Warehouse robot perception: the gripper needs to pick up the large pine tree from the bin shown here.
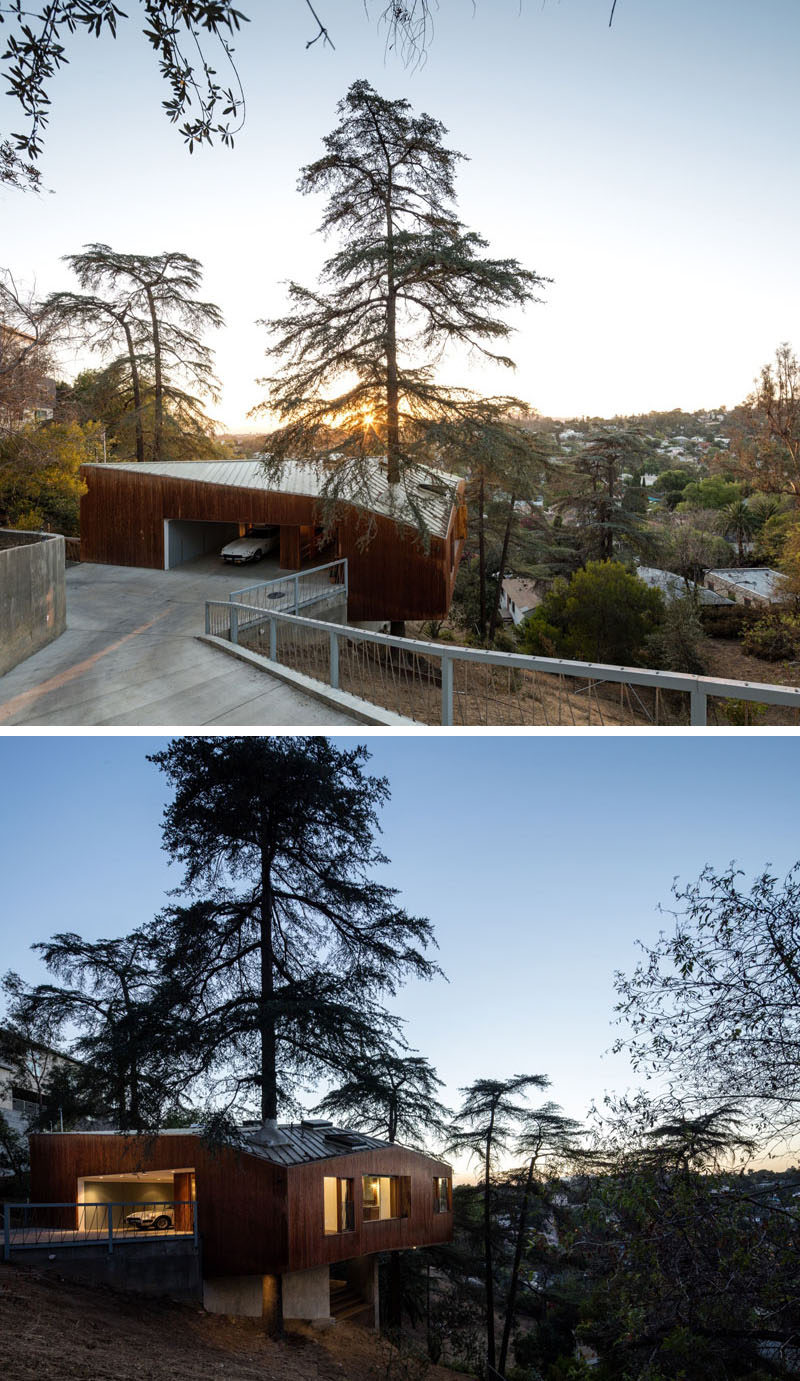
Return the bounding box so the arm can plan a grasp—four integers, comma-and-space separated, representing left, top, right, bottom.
258, 81, 547, 544
148, 736, 441, 1140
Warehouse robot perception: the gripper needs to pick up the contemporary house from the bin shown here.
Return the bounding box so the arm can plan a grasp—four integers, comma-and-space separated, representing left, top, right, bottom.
704, 568, 786, 607
28, 1120, 453, 1325
79, 459, 467, 624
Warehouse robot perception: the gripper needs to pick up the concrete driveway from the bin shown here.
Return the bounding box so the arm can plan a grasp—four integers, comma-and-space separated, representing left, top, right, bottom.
0, 556, 361, 727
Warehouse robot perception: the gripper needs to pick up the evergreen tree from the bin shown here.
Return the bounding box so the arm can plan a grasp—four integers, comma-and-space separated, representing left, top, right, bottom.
148, 736, 441, 1137
314, 1047, 449, 1148
46, 246, 223, 463
552, 428, 656, 564
258, 79, 547, 626
448, 1075, 549, 1372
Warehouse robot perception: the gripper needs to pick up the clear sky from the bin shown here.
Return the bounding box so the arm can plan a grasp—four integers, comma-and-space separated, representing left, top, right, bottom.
2, 732, 799, 1166
2, 1, 800, 430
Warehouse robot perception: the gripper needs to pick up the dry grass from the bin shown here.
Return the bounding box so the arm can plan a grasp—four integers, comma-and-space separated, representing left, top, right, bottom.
0, 1262, 458, 1381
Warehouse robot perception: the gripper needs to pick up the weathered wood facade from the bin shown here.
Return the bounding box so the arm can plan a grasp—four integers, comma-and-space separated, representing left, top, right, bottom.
29, 1131, 453, 1279
79, 463, 467, 624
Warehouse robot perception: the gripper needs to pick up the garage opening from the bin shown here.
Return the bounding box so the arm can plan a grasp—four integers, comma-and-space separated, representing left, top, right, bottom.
77, 1167, 196, 1236
163, 519, 240, 569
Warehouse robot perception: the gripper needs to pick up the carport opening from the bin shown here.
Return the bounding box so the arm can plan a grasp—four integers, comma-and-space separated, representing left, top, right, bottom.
77, 1168, 196, 1234
163, 519, 241, 570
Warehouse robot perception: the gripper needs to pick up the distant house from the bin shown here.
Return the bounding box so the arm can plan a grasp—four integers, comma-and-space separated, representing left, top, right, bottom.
79, 458, 467, 625
704, 568, 786, 608
499, 576, 542, 625
635, 567, 733, 605
0, 1028, 78, 1138
0, 324, 56, 429
29, 1121, 453, 1325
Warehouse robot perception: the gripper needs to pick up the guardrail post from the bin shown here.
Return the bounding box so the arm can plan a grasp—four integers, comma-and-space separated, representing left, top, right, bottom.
3, 1202, 10, 1261
441, 652, 453, 726
107, 1203, 114, 1255
269, 616, 277, 661
690, 683, 707, 726
204, 602, 211, 635
230, 605, 239, 646
344, 559, 349, 607
329, 629, 340, 689
293, 574, 300, 613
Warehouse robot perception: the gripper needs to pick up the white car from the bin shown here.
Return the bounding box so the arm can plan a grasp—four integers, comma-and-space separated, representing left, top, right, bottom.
221, 526, 279, 564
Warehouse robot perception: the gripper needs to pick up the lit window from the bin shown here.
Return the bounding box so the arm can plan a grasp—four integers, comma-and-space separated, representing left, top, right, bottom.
362, 1174, 410, 1221
433, 1177, 451, 1213
324, 1177, 354, 1233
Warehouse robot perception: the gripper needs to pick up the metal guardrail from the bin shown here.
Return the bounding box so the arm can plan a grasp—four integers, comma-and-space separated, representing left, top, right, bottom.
228, 558, 348, 615
3, 1200, 198, 1259
202, 598, 800, 727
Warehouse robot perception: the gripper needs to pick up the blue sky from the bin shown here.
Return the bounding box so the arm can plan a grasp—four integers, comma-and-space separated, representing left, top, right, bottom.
1, 733, 799, 1159
3, 1, 800, 427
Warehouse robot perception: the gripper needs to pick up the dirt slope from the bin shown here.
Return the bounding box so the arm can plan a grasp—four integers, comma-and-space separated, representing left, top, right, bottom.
0, 1262, 449, 1381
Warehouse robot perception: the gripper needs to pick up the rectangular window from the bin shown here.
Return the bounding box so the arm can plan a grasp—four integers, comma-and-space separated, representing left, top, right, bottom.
433, 1176, 451, 1214
362, 1174, 411, 1222
323, 1177, 354, 1234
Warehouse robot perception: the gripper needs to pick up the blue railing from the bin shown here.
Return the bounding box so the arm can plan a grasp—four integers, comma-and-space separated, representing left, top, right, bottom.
3, 1200, 198, 1258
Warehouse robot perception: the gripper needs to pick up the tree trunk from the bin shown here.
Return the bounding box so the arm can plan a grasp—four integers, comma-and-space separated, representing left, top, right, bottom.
120, 316, 145, 464
145, 285, 163, 464
384, 195, 401, 487
477, 470, 487, 644
484, 1109, 496, 1371
487, 493, 515, 644
498, 1158, 536, 1376
259, 840, 278, 1123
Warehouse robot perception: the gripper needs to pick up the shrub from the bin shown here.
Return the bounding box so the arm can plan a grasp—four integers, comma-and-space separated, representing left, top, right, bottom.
644, 596, 708, 674
741, 610, 800, 662
518, 561, 664, 666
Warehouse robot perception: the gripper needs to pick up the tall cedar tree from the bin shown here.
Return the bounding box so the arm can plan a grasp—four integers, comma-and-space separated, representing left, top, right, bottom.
497, 1101, 582, 1376
314, 1046, 449, 1332
552, 428, 655, 565
3, 930, 170, 1129
314, 1048, 449, 1148
447, 1075, 549, 1372
258, 81, 548, 568
46, 246, 223, 463
148, 737, 440, 1133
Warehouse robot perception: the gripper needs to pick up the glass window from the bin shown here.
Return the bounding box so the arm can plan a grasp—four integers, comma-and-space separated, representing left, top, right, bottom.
433, 1176, 451, 1213
324, 1177, 354, 1233
362, 1174, 410, 1222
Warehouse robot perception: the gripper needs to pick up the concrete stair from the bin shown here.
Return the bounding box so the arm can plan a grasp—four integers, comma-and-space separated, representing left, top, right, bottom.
329, 1278, 373, 1324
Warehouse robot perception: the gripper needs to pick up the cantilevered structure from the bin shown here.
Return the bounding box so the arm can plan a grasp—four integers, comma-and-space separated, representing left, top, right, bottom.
79, 458, 467, 624
29, 1121, 453, 1324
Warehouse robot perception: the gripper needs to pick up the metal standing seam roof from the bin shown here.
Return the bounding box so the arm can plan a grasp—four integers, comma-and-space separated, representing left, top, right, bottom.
41, 1121, 448, 1168
82, 458, 459, 540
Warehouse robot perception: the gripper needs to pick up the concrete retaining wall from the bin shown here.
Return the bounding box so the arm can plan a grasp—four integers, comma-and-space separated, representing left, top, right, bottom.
0, 530, 66, 675
11, 1237, 202, 1301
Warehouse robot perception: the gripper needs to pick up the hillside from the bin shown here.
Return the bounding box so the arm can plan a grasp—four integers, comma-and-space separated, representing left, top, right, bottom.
0, 1261, 450, 1381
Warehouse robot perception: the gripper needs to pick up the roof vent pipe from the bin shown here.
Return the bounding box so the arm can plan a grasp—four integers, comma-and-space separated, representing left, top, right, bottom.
248, 1117, 289, 1147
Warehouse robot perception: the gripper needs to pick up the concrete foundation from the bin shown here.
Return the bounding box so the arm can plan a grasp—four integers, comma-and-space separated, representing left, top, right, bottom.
203, 1273, 280, 1324
0, 530, 66, 675
282, 1264, 331, 1323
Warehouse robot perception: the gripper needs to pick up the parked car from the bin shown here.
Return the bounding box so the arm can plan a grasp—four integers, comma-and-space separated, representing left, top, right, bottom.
125, 1209, 173, 1230
221, 526, 279, 564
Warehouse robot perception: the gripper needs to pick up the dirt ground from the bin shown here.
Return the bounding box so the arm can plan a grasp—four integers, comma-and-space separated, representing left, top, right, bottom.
0, 1261, 454, 1381
702, 638, 800, 725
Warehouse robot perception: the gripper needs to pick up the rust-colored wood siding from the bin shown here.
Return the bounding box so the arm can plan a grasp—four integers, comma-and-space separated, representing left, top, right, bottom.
29, 1135, 453, 1278
286, 1145, 453, 1272
79, 467, 466, 622
29, 1133, 287, 1277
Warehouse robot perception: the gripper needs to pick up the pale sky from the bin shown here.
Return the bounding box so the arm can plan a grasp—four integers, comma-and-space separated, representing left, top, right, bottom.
2, 0, 799, 430
2, 734, 800, 1164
